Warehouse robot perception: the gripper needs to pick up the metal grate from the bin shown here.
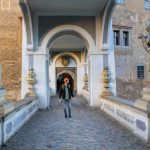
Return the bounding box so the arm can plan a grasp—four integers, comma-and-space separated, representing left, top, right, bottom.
137, 66, 144, 79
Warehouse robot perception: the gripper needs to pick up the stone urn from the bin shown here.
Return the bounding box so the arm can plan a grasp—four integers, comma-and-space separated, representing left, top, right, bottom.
100, 67, 112, 97
25, 68, 37, 98
83, 74, 88, 91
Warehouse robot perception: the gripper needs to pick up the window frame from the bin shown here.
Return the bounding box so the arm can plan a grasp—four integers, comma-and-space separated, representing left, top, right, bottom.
113, 27, 131, 48
122, 31, 130, 47
114, 30, 120, 46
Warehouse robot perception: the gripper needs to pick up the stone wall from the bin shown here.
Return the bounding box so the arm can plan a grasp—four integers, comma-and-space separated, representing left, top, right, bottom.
0, 0, 22, 93
112, 0, 150, 99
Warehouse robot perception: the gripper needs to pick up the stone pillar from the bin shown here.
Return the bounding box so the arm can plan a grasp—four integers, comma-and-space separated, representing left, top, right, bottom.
49, 61, 56, 95
89, 54, 104, 107
34, 53, 50, 109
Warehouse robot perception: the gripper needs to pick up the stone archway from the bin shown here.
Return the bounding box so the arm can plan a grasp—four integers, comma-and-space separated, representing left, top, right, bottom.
20, 0, 117, 109
39, 25, 96, 55
57, 69, 77, 94
49, 52, 79, 96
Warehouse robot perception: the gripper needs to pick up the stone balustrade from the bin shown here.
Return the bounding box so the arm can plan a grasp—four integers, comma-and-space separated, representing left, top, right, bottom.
0, 97, 38, 146
101, 96, 150, 143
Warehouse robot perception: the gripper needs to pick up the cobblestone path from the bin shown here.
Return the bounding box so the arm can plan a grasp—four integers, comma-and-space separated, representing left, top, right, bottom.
1, 96, 150, 150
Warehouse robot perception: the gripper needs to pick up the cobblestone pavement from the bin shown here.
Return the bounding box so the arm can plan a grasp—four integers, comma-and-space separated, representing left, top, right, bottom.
1, 96, 150, 150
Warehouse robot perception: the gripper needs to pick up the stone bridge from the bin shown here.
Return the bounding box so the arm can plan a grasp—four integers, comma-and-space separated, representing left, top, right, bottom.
1, 96, 150, 150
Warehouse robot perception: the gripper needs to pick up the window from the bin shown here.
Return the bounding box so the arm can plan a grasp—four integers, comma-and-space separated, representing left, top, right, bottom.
117, 0, 125, 4
123, 31, 129, 46
113, 27, 131, 48
137, 65, 145, 79
145, 0, 150, 9
114, 30, 120, 46
1, 0, 10, 10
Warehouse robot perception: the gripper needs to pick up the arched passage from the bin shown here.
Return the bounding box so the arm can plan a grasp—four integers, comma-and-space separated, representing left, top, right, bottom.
20, 0, 117, 109
32, 16, 117, 108
39, 26, 94, 98
49, 52, 78, 96
39, 25, 96, 55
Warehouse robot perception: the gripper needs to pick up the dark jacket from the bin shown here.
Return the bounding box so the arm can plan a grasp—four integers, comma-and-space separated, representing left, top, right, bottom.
59, 84, 73, 100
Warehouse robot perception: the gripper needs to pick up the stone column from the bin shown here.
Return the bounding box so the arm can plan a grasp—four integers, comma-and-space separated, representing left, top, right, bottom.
89, 53, 104, 107
33, 53, 50, 109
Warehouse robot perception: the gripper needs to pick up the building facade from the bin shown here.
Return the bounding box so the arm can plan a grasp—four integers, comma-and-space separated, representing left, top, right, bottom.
0, 0, 22, 100
113, 0, 150, 99
0, 0, 149, 102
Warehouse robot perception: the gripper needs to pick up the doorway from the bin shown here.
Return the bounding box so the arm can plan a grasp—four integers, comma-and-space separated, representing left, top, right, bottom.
57, 73, 74, 94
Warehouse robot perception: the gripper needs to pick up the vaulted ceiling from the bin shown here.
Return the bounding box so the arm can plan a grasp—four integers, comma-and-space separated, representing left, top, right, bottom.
50, 35, 86, 51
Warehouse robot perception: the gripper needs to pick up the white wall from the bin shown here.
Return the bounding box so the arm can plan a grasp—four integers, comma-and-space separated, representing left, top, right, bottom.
89, 54, 104, 106
108, 21, 117, 96
49, 61, 56, 95
34, 53, 50, 109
